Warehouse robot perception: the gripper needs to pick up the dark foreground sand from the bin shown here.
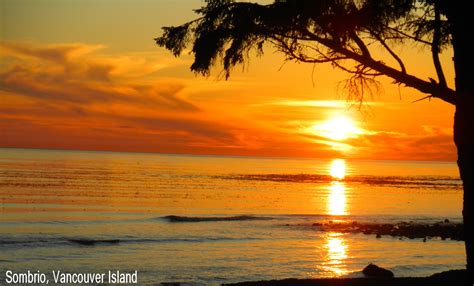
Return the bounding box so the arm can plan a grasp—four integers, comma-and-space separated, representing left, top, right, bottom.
223, 270, 467, 286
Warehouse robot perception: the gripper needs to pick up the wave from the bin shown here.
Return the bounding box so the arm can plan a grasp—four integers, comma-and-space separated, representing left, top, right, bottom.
68, 239, 120, 246
160, 215, 273, 223
0, 236, 258, 248
220, 174, 462, 189
0, 238, 121, 247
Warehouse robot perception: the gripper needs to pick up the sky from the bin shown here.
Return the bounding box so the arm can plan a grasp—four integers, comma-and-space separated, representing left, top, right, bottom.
0, 0, 457, 161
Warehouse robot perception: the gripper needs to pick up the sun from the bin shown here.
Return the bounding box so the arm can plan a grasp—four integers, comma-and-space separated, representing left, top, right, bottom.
313, 116, 362, 141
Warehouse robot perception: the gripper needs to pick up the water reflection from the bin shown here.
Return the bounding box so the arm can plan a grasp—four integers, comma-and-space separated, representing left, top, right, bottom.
327, 159, 348, 215
330, 159, 346, 180
328, 182, 346, 215
323, 232, 349, 276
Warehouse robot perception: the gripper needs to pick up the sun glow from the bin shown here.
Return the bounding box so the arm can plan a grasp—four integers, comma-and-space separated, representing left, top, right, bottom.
313, 116, 362, 141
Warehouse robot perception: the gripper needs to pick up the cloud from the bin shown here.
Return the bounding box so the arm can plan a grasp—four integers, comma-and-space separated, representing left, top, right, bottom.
0, 41, 199, 112
252, 99, 377, 109
1, 41, 101, 64
0, 101, 242, 154
251, 100, 345, 108
1, 41, 113, 81
0, 41, 246, 152
351, 127, 456, 161
0, 68, 197, 110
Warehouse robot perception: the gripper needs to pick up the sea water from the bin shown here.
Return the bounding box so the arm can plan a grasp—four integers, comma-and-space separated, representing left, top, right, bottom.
0, 148, 465, 285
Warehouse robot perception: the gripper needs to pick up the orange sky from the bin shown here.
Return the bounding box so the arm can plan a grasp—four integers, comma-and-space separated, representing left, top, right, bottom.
0, 0, 457, 161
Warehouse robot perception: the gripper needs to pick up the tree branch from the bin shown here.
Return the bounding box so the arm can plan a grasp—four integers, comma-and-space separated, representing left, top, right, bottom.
432, 2, 447, 88
350, 31, 372, 57
273, 37, 348, 64
302, 29, 457, 105
383, 25, 432, 45
371, 30, 407, 74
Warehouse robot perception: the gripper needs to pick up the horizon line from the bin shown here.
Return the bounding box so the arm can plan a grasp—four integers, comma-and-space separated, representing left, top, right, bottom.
0, 146, 457, 164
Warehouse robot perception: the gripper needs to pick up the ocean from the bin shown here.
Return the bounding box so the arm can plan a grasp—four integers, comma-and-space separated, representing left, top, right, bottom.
0, 148, 465, 285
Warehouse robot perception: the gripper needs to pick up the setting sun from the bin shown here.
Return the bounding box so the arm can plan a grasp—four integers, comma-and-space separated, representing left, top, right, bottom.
313, 116, 363, 141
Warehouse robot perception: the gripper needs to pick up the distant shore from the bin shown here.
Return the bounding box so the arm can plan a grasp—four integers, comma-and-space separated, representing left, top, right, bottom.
223, 269, 467, 286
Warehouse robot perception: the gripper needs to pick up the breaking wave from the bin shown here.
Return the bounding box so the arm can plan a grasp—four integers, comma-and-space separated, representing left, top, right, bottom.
160, 215, 273, 223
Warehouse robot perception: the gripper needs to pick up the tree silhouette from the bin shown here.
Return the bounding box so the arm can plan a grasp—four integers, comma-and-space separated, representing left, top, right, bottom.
156, 0, 474, 283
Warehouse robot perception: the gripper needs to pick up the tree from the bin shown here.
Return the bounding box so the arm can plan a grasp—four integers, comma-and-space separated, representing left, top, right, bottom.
156, 0, 474, 283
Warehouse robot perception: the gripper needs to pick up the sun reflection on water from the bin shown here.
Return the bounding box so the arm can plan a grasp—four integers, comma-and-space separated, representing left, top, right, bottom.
330, 159, 346, 180
327, 159, 348, 216
323, 232, 349, 276
328, 182, 347, 216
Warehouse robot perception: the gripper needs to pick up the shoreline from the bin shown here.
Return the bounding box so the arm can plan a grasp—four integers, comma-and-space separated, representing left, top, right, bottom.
223, 269, 467, 286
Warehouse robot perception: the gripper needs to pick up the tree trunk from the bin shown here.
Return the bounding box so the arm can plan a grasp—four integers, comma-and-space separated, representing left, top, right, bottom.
451, 7, 474, 285
455, 102, 474, 285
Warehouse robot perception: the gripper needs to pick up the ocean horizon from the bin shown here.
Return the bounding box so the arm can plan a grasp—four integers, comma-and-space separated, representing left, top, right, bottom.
0, 147, 458, 163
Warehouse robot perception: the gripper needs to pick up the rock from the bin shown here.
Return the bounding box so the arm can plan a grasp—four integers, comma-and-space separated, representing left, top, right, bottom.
305, 220, 464, 241
430, 269, 467, 280
362, 264, 394, 278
